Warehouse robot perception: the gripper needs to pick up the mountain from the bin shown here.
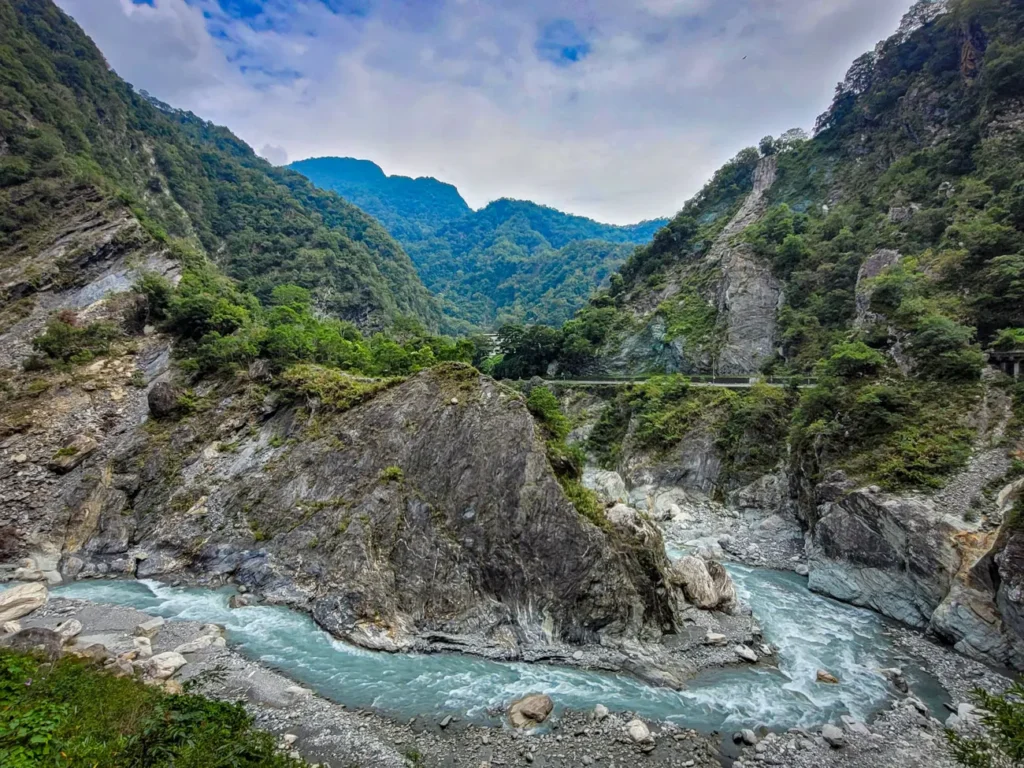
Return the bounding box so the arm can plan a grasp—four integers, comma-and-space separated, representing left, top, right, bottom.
0, 1, 439, 330
288, 157, 669, 329
287, 157, 472, 243
493, 0, 1024, 669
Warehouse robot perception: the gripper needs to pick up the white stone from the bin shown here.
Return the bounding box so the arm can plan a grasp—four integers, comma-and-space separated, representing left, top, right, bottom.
141, 652, 187, 680
133, 636, 153, 658
55, 619, 83, 641
283, 734, 298, 745
821, 724, 845, 748
174, 634, 216, 654
134, 617, 165, 638
704, 632, 727, 646
626, 719, 653, 744
734, 645, 757, 663
594, 704, 609, 721
0, 583, 47, 624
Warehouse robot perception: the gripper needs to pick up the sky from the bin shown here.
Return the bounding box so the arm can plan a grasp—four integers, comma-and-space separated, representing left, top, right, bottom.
55, 0, 915, 224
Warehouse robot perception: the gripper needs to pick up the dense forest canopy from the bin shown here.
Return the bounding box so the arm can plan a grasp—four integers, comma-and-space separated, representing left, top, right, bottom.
0, 0, 439, 330
289, 157, 669, 330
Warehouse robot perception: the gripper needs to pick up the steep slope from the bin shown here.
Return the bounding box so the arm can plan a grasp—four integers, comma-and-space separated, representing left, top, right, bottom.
0, 0, 439, 330
521, 0, 1024, 670
289, 158, 669, 329
287, 157, 472, 243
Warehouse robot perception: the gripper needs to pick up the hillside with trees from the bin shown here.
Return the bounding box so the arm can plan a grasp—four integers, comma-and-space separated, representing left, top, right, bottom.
289, 158, 668, 330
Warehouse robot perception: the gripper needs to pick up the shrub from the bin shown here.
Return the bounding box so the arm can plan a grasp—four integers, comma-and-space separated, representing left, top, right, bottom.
947, 681, 1024, 767
133, 271, 174, 321
30, 317, 119, 365
527, 386, 570, 441
380, 465, 404, 483
817, 342, 888, 381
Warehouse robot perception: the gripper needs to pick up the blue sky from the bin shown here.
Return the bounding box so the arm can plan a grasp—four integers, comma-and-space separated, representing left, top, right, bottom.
58, 0, 916, 223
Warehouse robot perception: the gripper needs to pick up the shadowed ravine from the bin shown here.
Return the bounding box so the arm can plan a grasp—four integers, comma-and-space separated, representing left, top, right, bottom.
46, 559, 948, 733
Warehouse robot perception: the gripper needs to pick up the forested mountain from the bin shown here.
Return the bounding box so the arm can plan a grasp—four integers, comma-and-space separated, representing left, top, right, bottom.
287, 157, 472, 243
0, 0, 439, 330
289, 157, 669, 329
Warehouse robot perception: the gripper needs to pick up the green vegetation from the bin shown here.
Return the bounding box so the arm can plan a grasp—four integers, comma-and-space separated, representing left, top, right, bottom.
947, 681, 1024, 767
289, 157, 666, 330
26, 314, 119, 368
1, 0, 437, 330
379, 465, 404, 483
0, 649, 307, 767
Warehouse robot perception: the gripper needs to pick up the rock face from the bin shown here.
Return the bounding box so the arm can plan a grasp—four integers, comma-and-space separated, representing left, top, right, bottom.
854, 249, 901, 328
508, 694, 554, 728
806, 484, 961, 628
32, 366, 711, 671
0, 583, 48, 624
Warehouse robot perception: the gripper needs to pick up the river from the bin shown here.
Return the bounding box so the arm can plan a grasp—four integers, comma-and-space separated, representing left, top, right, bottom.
48, 561, 947, 733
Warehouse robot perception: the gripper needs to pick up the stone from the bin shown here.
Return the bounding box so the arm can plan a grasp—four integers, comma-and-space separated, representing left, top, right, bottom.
148, 381, 178, 418
626, 718, 653, 745
668, 556, 719, 609
705, 559, 737, 612
734, 645, 757, 662
286, 685, 313, 698
0, 583, 47, 624
174, 634, 216, 654
141, 651, 187, 680
795, 564, 809, 577
283, 734, 298, 745
508, 694, 554, 728
134, 617, 165, 638
111, 659, 135, 678
133, 636, 153, 658
47, 435, 99, 474
2, 620, 21, 634
229, 594, 254, 609
439, 715, 453, 728
840, 715, 870, 736
821, 724, 845, 748
73, 643, 111, 663
572, 650, 583, 660
0, 627, 63, 660
704, 632, 727, 646
741, 729, 757, 745
594, 704, 609, 721
55, 619, 83, 641
816, 669, 839, 684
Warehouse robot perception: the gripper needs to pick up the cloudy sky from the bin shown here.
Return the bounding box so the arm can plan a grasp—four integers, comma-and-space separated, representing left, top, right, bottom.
55, 0, 914, 224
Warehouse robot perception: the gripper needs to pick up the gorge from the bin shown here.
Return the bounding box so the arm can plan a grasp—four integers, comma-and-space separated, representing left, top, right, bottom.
2, 0, 1024, 766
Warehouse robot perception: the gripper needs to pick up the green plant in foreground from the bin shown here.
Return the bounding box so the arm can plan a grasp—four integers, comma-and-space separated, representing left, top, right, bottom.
948, 682, 1024, 767
0, 649, 307, 767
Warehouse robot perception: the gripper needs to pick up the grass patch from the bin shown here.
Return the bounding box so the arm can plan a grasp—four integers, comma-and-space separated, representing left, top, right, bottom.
280, 364, 396, 412
0, 649, 307, 767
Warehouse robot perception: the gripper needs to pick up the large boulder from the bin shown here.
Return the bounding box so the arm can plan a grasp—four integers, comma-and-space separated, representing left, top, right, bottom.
508, 694, 554, 728
141, 651, 187, 680
0, 627, 63, 660
705, 560, 737, 613
147, 382, 178, 418
668, 556, 718, 610
0, 583, 47, 624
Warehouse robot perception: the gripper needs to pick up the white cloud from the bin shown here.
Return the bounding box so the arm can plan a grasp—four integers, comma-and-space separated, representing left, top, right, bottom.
55, 0, 914, 224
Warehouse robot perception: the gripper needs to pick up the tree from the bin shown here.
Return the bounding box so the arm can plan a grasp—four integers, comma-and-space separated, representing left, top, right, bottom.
759, 135, 778, 156
947, 681, 1024, 767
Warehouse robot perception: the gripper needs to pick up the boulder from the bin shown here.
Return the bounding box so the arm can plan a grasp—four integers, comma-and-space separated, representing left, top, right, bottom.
134, 617, 165, 638
704, 632, 727, 646
148, 382, 178, 418
229, 594, 254, 609
840, 715, 870, 736
669, 556, 718, 609
47, 435, 98, 474
705, 559, 737, 612
740, 729, 757, 746
0, 583, 47, 624
174, 634, 216, 654
626, 718, 653, 745
816, 669, 839, 684
734, 645, 757, 663
594, 704, 609, 721
133, 636, 153, 658
0, 627, 63, 660
508, 693, 554, 728
55, 619, 83, 642
73, 644, 111, 663
2, 620, 22, 635
821, 723, 845, 748
141, 651, 187, 680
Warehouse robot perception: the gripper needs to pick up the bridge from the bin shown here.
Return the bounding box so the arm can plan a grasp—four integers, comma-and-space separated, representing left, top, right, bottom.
538, 375, 817, 389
